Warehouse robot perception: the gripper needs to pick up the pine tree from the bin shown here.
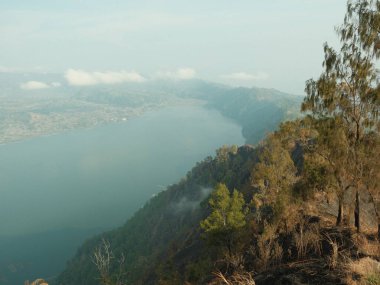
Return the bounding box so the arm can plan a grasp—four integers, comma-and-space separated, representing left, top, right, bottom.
200, 183, 246, 255
302, 0, 380, 231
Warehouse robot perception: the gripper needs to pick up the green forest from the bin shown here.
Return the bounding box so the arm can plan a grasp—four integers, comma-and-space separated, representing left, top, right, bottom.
55, 1, 379, 284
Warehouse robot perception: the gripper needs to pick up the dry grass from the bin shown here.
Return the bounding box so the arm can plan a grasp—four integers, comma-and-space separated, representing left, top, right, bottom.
345, 257, 380, 285
212, 271, 255, 285
294, 222, 322, 259
272, 240, 284, 265
352, 234, 380, 257
223, 252, 245, 271
323, 233, 340, 269
349, 257, 380, 277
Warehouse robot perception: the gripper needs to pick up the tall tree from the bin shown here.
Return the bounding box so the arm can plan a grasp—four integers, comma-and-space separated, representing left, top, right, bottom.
251, 134, 297, 222
200, 183, 246, 255
302, 0, 380, 231
301, 116, 352, 226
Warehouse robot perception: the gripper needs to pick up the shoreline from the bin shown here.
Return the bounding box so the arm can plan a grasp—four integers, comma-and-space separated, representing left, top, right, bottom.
0, 98, 205, 146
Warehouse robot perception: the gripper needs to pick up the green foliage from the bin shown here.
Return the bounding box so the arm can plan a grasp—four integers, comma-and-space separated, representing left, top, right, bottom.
216, 145, 238, 163
200, 183, 246, 233
366, 274, 380, 285
295, 154, 332, 200
251, 134, 297, 221
200, 183, 247, 258
302, 0, 380, 228
253, 136, 296, 194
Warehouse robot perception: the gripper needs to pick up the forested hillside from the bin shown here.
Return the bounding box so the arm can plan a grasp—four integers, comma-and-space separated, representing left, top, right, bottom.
55, 1, 379, 284
0, 68, 301, 285
149, 80, 302, 144
55, 145, 258, 285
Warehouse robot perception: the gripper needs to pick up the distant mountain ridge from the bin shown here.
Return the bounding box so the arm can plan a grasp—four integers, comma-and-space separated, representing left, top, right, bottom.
146, 79, 302, 144
0, 74, 301, 144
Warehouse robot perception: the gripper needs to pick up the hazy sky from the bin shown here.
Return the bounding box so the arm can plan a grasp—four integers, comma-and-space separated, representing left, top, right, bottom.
0, 0, 348, 94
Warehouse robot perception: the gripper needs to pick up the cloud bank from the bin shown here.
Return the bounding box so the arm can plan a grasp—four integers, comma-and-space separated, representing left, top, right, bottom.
156, 68, 196, 80
222, 71, 269, 81
20, 81, 57, 90
65, 69, 146, 86
171, 187, 212, 213
21, 81, 49, 90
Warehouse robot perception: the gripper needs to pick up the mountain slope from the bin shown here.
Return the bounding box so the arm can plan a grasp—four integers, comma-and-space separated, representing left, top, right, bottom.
145, 80, 302, 144
53, 83, 303, 285
55, 146, 258, 285
205, 86, 301, 144
54, 142, 380, 285
0, 77, 302, 284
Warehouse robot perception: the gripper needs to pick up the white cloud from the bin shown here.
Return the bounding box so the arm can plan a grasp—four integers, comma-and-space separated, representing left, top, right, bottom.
156, 68, 196, 80
51, 82, 61, 87
222, 72, 269, 81
65, 69, 146, 86
65, 69, 97, 86
20, 81, 50, 90
20, 81, 62, 90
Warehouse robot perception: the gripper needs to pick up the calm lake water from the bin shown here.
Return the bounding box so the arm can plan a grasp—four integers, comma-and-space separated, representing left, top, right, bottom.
0, 105, 244, 237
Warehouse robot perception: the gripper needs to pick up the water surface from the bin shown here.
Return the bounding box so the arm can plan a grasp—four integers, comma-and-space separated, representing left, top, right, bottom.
0, 105, 244, 236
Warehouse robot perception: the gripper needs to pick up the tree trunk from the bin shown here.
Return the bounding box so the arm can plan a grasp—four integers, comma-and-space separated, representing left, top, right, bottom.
337, 200, 344, 226
344, 204, 352, 226
365, 188, 379, 242
354, 190, 360, 233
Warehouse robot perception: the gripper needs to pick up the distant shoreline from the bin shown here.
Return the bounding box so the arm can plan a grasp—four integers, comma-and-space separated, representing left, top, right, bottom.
0, 98, 204, 146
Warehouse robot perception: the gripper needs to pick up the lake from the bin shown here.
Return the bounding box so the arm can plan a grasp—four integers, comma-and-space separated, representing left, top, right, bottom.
0, 104, 245, 283
0, 104, 244, 237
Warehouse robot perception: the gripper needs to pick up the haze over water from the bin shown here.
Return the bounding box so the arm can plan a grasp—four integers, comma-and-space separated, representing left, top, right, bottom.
0, 105, 244, 237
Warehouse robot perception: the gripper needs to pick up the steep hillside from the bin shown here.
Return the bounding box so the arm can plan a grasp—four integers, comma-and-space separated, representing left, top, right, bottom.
55, 145, 258, 285
205, 86, 301, 144
146, 80, 302, 144
55, 129, 379, 285
51, 85, 309, 285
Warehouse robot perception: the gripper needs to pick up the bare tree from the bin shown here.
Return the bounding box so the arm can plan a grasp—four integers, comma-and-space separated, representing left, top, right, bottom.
91, 238, 127, 285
